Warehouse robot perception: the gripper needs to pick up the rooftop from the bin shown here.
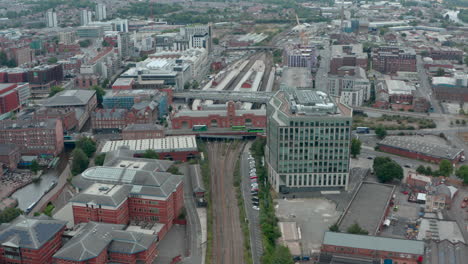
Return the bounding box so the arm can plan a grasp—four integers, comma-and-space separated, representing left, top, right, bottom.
378, 136, 464, 160
53, 222, 156, 261
0, 215, 66, 249
45, 90, 96, 107
339, 182, 394, 235
385, 79, 415, 95
112, 78, 134, 87
173, 108, 265, 118
100, 136, 198, 153
71, 183, 131, 207
417, 219, 465, 243
425, 240, 468, 264
0, 119, 58, 130
331, 44, 366, 58
323, 231, 424, 255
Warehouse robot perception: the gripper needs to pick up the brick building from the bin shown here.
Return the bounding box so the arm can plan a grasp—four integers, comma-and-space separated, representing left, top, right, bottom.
33, 107, 79, 132
372, 46, 417, 74
0, 83, 19, 114
74, 74, 99, 89
171, 101, 266, 129
378, 136, 465, 164
28, 64, 64, 98
53, 222, 158, 264
329, 44, 367, 74
0, 143, 21, 169
45, 90, 97, 130
429, 48, 463, 61
320, 232, 424, 264
0, 119, 64, 156
92, 101, 159, 131
71, 148, 184, 240
0, 215, 66, 264
122, 123, 165, 140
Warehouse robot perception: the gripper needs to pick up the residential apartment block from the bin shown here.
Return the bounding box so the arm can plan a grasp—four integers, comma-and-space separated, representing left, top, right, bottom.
266, 88, 353, 193
328, 66, 370, 107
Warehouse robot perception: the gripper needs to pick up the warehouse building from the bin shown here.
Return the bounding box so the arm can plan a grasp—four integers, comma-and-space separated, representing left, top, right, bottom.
320, 232, 424, 264
377, 136, 464, 164
100, 135, 198, 162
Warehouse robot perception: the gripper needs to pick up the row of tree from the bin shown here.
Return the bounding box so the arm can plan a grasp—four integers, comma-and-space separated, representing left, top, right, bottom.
71, 137, 97, 175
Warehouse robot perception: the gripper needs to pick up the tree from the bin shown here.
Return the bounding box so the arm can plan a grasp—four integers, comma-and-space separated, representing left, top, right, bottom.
184, 82, 190, 90
47, 57, 58, 64
79, 39, 91, 48
373, 157, 403, 183
212, 38, 219, 45
76, 137, 97, 158
347, 222, 369, 235
456, 165, 468, 184
421, 50, 429, 57
49, 86, 64, 97
0, 207, 22, 224
329, 223, 340, 232
71, 148, 89, 176
101, 78, 109, 89
270, 245, 294, 264
102, 40, 110, 47
191, 80, 199, 89
439, 159, 453, 177
436, 68, 445, 77
142, 149, 159, 159
416, 165, 426, 175
30, 160, 40, 174
375, 126, 387, 139
94, 153, 106, 166
91, 85, 105, 105
350, 138, 361, 158
401, 33, 407, 37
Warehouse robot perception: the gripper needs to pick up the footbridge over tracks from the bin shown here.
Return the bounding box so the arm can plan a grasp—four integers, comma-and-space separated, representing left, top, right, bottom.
173, 90, 274, 103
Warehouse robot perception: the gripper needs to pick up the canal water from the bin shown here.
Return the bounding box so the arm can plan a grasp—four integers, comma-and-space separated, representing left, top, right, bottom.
11, 150, 71, 211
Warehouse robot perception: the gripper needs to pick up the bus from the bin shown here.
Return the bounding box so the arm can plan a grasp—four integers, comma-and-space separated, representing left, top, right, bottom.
192, 125, 208, 131
248, 128, 264, 133
356, 127, 370, 134
232, 125, 246, 131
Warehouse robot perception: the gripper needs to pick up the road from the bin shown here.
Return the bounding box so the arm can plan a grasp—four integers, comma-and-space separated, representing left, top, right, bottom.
240, 151, 263, 264
416, 55, 442, 114
180, 165, 202, 264
207, 142, 244, 264
315, 41, 331, 91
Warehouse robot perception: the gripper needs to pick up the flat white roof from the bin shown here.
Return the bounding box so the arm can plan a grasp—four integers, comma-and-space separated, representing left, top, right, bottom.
101, 136, 198, 153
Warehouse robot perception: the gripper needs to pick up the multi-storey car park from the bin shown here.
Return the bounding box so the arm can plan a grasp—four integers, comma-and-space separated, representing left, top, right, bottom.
266, 87, 353, 193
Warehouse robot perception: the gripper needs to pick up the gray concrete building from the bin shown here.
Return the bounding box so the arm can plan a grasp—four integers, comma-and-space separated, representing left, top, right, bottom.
266, 87, 353, 193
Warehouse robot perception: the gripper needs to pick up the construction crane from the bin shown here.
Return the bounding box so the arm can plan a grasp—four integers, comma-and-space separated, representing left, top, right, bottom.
295, 14, 308, 46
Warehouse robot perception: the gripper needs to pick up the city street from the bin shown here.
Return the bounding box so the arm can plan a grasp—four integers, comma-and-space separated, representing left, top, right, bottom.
241, 151, 263, 264
315, 42, 331, 91
416, 55, 442, 114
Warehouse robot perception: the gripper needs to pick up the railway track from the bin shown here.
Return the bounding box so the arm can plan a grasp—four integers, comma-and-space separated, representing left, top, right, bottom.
224, 52, 264, 91
208, 141, 244, 264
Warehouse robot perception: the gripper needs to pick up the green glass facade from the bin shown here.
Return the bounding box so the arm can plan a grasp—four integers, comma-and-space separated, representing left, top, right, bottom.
266, 89, 353, 193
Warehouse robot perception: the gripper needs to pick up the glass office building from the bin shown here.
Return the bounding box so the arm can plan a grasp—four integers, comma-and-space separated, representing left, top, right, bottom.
266, 87, 353, 193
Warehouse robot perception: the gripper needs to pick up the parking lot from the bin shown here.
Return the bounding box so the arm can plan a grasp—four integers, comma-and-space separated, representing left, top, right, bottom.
275, 198, 341, 256
241, 150, 263, 264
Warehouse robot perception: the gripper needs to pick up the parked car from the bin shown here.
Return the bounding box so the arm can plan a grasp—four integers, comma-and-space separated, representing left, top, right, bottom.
252, 206, 259, 211
250, 176, 258, 179
252, 201, 259, 206
252, 197, 259, 202
404, 164, 412, 168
